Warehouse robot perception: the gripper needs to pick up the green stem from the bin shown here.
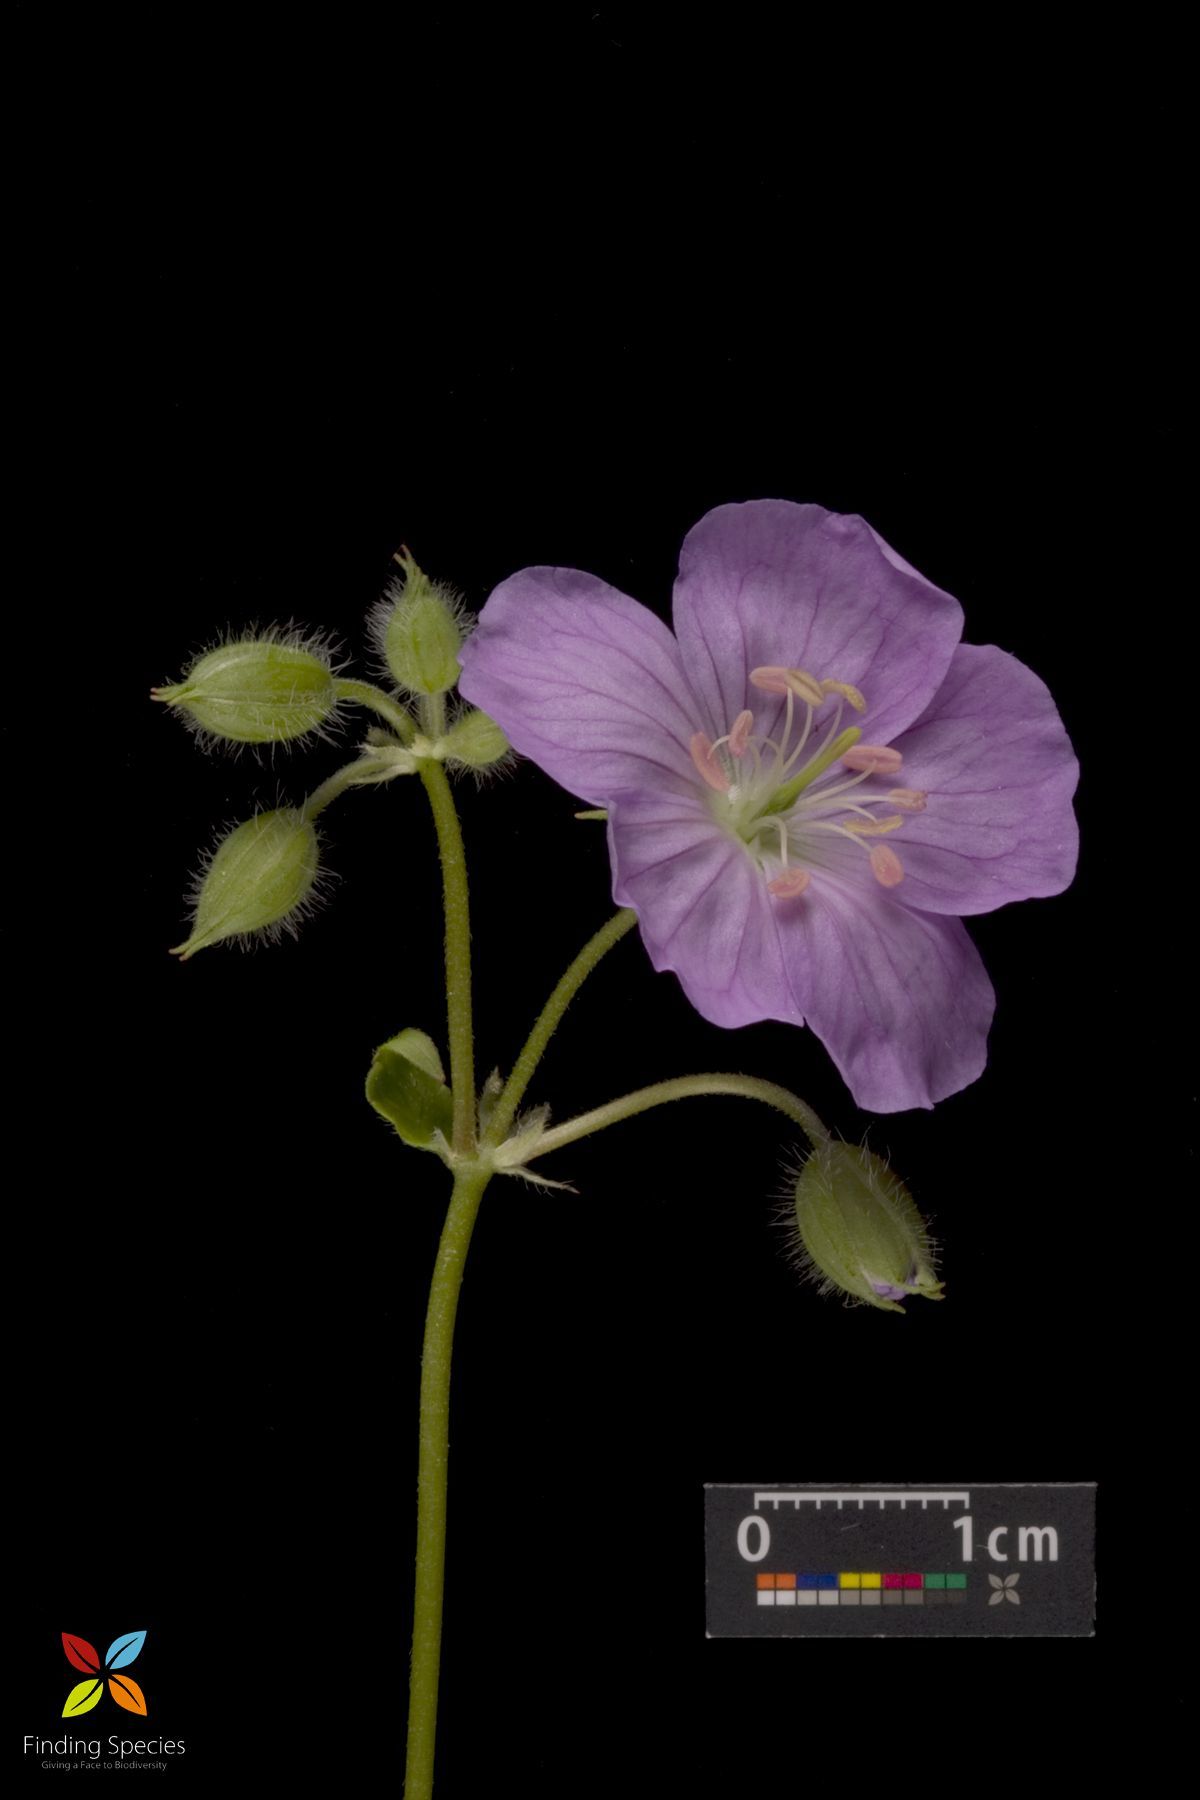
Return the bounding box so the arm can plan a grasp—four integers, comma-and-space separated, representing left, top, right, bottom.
522, 1074, 830, 1161
301, 758, 407, 820
420, 763, 476, 1156
484, 908, 638, 1147
419, 690, 447, 741
334, 676, 417, 742
404, 1160, 491, 1800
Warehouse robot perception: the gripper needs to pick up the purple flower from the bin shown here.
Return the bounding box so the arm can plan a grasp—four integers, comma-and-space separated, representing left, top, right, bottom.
458, 502, 1078, 1112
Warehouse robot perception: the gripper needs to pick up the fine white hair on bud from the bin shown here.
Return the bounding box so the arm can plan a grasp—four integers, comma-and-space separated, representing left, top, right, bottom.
782, 1138, 942, 1314
170, 807, 328, 960
441, 707, 512, 776
368, 550, 470, 697
151, 622, 346, 750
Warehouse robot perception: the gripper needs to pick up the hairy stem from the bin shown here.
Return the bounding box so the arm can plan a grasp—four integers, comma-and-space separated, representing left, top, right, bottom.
404, 1160, 491, 1800
484, 908, 638, 1147
523, 1074, 830, 1161
333, 676, 417, 742
420, 763, 476, 1156
301, 759, 404, 820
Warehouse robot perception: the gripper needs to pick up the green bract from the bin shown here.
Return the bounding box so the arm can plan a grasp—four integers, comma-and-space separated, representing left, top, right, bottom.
373, 553, 465, 697
791, 1141, 942, 1314
366, 1029, 454, 1150
152, 632, 339, 744
171, 809, 320, 959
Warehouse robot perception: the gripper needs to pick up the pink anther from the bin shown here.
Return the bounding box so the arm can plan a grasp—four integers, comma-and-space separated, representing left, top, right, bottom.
689, 731, 731, 792
749, 665, 792, 696
728, 709, 754, 757
888, 787, 927, 812
842, 744, 903, 774
767, 868, 812, 898
869, 844, 905, 887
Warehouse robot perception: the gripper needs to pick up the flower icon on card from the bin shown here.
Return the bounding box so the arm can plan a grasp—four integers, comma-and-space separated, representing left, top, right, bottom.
62, 1631, 148, 1717
988, 1574, 1021, 1606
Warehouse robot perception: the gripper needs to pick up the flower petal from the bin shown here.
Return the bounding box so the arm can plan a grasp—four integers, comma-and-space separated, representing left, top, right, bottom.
457, 567, 700, 804
774, 877, 995, 1111
607, 789, 798, 1028
671, 501, 964, 747
887, 643, 1079, 914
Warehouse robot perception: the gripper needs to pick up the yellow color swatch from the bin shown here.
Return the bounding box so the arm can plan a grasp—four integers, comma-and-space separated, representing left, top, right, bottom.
839, 1572, 861, 1588
860, 1573, 882, 1589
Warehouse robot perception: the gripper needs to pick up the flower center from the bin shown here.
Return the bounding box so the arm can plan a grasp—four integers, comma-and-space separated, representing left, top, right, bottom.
687, 665, 926, 899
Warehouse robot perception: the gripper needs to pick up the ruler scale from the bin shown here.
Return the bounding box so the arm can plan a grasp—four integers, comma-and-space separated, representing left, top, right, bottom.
705, 1483, 1095, 1637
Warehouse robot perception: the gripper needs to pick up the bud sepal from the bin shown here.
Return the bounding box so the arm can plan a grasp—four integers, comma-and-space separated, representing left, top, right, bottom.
789, 1139, 942, 1314
171, 808, 323, 959
370, 551, 467, 698
152, 626, 342, 747
441, 708, 510, 772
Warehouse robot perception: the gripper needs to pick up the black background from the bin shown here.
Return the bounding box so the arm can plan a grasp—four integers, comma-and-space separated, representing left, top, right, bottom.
14, 6, 1184, 1790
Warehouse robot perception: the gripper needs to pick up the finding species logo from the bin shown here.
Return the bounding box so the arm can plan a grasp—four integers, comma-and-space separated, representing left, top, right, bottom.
61, 1632, 148, 1717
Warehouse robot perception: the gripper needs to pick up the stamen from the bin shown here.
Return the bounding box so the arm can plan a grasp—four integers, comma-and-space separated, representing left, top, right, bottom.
690, 730, 731, 793
783, 668, 824, 706
888, 787, 927, 812
819, 678, 867, 713
749, 665, 792, 696
749, 665, 823, 705
843, 814, 904, 836
768, 868, 812, 898
841, 744, 903, 775
869, 844, 905, 887
728, 709, 754, 757
798, 766, 877, 810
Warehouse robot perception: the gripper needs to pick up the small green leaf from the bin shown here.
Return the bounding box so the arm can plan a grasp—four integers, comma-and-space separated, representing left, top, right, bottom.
385, 1029, 445, 1083
366, 1030, 453, 1149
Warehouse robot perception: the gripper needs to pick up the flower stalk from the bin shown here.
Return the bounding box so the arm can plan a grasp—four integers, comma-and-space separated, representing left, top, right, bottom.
484, 908, 639, 1148
333, 676, 417, 742
515, 1073, 830, 1162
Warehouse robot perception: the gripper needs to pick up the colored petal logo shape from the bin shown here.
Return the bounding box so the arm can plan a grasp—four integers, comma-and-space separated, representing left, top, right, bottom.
63, 1679, 104, 1717
105, 1630, 146, 1670
108, 1674, 148, 1715
62, 1634, 101, 1674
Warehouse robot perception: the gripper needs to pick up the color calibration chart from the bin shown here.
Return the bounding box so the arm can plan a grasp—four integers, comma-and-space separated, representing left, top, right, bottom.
704, 1484, 1095, 1637
756, 1569, 967, 1605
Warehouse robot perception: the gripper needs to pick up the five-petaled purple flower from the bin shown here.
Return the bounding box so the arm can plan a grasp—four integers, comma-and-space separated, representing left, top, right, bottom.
458, 502, 1078, 1112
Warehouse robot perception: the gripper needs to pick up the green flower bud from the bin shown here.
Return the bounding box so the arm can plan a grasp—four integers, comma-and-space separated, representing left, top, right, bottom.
171, 809, 321, 960
370, 551, 466, 696
152, 629, 340, 745
790, 1141, 942, 1314
442, 708, 510, 770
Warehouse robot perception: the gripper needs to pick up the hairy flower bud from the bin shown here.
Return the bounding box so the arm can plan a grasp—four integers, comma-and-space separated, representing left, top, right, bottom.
171, 809, 321, 959
442, 708, 510, 769
152, 629, 340, 745
371, 551, 466, 696
790, 1141, 942, 1313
